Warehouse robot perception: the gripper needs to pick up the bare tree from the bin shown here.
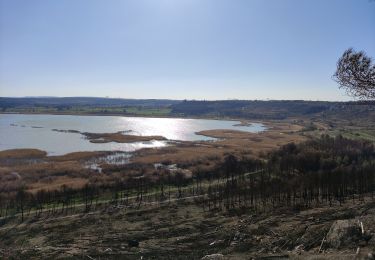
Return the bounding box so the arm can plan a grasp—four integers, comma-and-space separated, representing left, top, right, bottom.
333, 48, 375, 99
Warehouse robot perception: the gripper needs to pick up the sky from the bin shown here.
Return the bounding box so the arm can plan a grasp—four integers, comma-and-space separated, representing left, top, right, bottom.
0, 0, 374, 101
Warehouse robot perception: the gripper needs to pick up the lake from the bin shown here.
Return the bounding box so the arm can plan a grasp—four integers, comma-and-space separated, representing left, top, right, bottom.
0, 114, 266, 155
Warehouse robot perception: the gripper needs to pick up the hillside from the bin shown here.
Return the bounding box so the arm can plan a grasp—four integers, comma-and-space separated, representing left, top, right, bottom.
1, 97, 375, 121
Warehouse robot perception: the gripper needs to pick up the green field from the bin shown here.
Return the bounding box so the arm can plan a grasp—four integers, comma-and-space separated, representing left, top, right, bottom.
3, 106, 172, 117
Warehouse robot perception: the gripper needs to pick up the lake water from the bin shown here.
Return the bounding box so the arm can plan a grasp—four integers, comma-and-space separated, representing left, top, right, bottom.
0, 114, 266, 155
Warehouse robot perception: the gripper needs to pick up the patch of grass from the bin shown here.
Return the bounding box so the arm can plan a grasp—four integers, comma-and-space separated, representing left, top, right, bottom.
0, 149, 47, 159
341, 129, 375, 142
3, 106, 172, 117
123, 107, 172, 116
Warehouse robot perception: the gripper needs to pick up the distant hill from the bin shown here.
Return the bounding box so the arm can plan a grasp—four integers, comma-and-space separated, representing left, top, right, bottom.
170, 100, 375, 120
0, 97, 181, 108
1, 97, 374, 120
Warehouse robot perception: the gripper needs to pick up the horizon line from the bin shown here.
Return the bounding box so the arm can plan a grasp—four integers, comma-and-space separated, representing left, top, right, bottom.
0, 96, 359, 103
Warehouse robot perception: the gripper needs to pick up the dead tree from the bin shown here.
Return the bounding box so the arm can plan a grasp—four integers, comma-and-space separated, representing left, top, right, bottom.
333, 48, 375, 99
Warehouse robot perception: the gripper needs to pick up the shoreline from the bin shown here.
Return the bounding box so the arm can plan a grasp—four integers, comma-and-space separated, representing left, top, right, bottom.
0, 111, 268, 125
0, 126, 269, 158
0, 113, 282, 157
0, 120, 305, 194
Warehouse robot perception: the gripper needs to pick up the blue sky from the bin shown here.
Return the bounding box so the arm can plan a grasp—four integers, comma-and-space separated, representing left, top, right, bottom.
0, 0, 374, 100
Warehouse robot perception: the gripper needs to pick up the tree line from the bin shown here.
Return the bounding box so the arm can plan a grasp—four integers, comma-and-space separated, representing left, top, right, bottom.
201, 135, 375, 211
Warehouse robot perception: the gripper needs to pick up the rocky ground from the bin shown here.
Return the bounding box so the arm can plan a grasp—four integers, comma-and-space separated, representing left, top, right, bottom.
0, 195, 374, 259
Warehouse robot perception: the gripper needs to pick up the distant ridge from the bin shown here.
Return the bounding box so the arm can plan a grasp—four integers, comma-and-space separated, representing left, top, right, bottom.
0, 97, 181, 107
1, 97, 374, 120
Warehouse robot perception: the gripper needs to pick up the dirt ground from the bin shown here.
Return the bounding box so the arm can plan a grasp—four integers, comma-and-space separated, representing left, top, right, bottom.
0, 195, 374, 259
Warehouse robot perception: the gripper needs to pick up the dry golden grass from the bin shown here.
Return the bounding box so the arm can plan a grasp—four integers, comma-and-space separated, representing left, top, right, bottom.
28, 176, 88, 193
0, 149, 47, 159
0, 159, 92, 193
133, 121, 306, 165
84, 132, 166, 143
49, 151, 108, 161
